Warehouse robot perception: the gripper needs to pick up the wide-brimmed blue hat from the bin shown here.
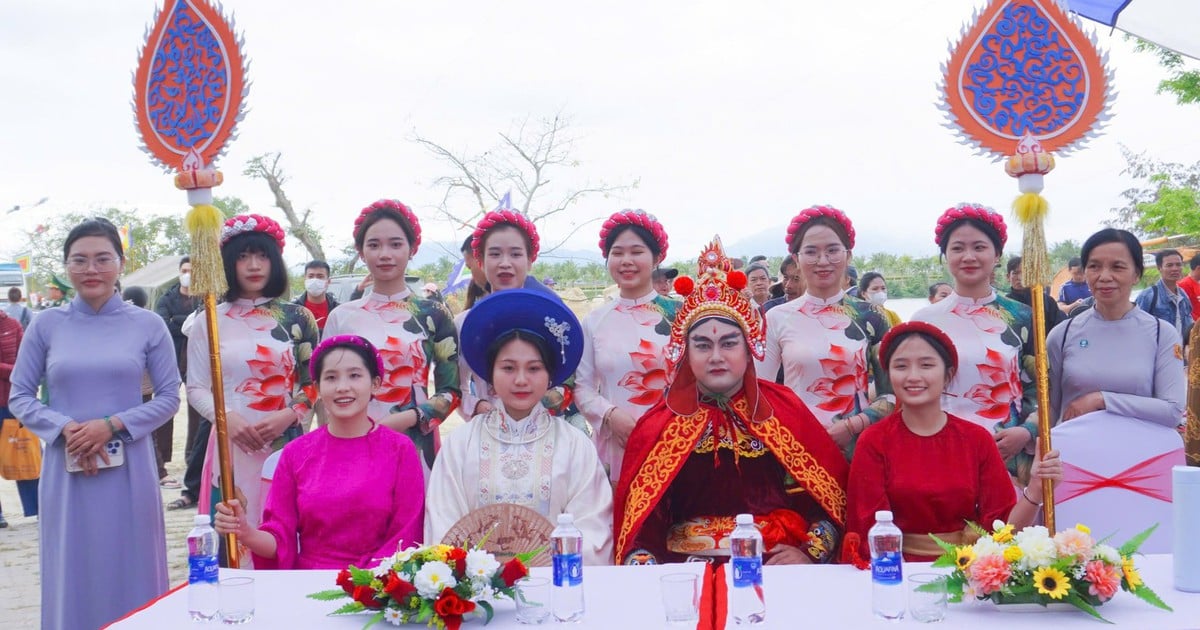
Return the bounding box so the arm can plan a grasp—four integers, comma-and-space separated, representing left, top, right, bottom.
460, 289, 582, 387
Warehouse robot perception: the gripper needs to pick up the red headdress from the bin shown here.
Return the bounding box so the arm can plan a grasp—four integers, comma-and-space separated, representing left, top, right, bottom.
471, 209, 541, 263
353, 199, 423, 256
878, 321, 959, 372
933, 203, 1007, 251
220, 214, 286, 252
785, 205, 856, 253
598, 209, 669, 258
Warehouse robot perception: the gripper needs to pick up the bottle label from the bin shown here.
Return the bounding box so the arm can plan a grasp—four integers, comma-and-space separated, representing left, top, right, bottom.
188, 555, 218, 585
553, 553, 583, 587
731, 556, 762, 588
871, 551, 903, 585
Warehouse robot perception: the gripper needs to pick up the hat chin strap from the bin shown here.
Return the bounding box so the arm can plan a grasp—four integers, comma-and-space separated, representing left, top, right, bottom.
665, 346, 772, 423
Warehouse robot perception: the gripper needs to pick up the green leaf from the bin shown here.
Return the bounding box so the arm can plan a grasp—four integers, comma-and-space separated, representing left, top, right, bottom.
915, 576, 950, 594
1131, 584, 1174, 612
965, 520, 989, 537
363, 611, 386, 629
350, 566, 376, 586
1118, 524, 1159, 557
329, 601, 367, 616
308, 589, 350, 601
415, 600, 433, 623
516, 546, 547, 564
478, 600, 495, 624
930, 555, 957, 569
1065, 592, 1112, 624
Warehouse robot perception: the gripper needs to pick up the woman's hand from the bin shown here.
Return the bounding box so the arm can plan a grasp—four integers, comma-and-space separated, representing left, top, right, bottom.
253, 409, 297, 446
765, 544, 814, 565
473, 401, 494, 416
227, 411, 266, 454
65, 419, 113, 460
381, 410, 419, 432
608, 408, 638, 447
1062, 391, 1105, 421
214, 499, 254, 538
994, 427, 1032, 460
1025, 442, 1063, 504
827, 415, 864, 449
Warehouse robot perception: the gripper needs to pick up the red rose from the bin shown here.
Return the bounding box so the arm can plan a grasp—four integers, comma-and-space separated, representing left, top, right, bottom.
351, 584, 385, 610
434, 587, 476, 630
446, 547, 468, 576
383, 570, 417, 602
500, 557, 528, 587
336, 569, 355, 595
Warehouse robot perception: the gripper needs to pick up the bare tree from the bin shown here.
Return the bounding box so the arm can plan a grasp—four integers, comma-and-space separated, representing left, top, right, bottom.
413, 113, 637, 254
244, 152, 327, 261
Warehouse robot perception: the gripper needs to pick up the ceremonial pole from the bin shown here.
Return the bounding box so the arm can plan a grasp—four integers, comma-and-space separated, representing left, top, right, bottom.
1189, 325, 1200, 466
133, 0, 249, 566
940, 0, 1115, 535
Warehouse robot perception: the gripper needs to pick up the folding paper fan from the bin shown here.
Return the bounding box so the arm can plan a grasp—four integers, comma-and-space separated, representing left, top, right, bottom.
442, 504, 555, 567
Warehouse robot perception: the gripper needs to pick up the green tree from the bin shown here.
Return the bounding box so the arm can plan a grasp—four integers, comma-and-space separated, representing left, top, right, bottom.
1133, 39, 1200, 105
1109, 147, 1200, 237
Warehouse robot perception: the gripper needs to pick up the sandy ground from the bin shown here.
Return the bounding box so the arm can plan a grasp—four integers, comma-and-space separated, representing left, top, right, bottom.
0, 389, 468, 629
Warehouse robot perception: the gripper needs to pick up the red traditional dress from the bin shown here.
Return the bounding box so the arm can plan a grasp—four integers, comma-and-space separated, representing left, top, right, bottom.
845, 412, 1016, 562
613, 238, 849, 565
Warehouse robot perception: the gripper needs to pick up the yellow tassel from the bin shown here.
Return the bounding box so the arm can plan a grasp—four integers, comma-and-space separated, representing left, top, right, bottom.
1012, 193, 1050, 286
185, 204, 228, 296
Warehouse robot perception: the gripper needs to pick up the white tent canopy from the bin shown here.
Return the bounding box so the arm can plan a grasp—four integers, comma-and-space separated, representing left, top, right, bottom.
1068, 0, 1200, 60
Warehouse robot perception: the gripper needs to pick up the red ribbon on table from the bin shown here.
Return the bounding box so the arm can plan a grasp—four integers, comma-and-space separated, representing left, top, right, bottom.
1057, 449, 1184, 504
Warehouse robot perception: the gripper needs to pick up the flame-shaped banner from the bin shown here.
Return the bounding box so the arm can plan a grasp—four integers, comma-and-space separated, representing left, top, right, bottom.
134, 0, 247, 172
939, 0, 1113, 159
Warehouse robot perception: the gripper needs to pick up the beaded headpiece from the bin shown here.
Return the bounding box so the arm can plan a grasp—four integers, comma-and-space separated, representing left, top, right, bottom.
459, 289, 582, 387
353, 199, 422, 256
309, 335, 386, 382
878, 321, 959, 372
220, 214, 286, 252
665, 237, 766, 371
470, 209, 541, 263
785, 205, 856, 253
933, 203, 1007, 251
598, 209, 669, 258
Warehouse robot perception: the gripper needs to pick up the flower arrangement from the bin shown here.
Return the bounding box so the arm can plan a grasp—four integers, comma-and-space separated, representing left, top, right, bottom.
308, 543, 535, 629
927, 521, 1173, 622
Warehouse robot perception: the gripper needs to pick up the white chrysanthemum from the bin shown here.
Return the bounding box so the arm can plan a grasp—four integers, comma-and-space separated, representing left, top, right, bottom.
465, 549, 501, 583
1016, 534, 1057, 570
384, 609, 404, 625
1014, 526, 1050, 544
1094, 544, 1121, 565
972, 536, 1004, 559
414, 561, 457, 598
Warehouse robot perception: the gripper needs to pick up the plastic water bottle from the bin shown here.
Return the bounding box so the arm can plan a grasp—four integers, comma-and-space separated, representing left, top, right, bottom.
730, 513, 765, 625
551, 513, 585, 622
187, 514, 219, 621
869, 510, 905, 621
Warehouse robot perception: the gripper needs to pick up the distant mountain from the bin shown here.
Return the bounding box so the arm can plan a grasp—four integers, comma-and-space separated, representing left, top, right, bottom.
407, 241, 604, 268
725, 224, 934, 260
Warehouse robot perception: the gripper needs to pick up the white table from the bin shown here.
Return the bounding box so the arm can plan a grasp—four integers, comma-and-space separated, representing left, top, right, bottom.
107, 562, 709, 629
730, 554, 1200, 628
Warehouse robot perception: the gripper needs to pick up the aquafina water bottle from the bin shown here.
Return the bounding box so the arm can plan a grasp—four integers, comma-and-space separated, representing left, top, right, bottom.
551, 513, 585, 622
730, 513, 765, 625
187, 514, 219, 621
869, 510, 905, 620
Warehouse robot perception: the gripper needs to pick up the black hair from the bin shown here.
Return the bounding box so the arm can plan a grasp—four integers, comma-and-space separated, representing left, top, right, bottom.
315, 342, 381, 380
480, 223, 533, 259
1080, 228, 1144, 279
9, 287, 22, 301
602, 224, 661, 260
220, 231, 289, 302
1068, 256, 1082, 269
937, 218, 1002, 256
460, 234, 474, 254
1155, 248, 1183, 268
179, 255, 191, 268
485, 329, 556, 382
927, 282, 951, 299
748, 254, 767, 264
882, 331, 955, 378
858, 271, 885, 295
304, 260, 331, 275
1006, 256, 1022, 274
122, 286, 148, 309
63, 217, 124, 261
779, 255, 797, 274
746, 262, 771, 280
1190, 254, 1200, 271
790, 217, 852, 253
354, 207, 417, 251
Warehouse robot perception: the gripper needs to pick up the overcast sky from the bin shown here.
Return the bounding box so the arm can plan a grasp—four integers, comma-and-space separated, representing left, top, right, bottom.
1, 0, 1197, 268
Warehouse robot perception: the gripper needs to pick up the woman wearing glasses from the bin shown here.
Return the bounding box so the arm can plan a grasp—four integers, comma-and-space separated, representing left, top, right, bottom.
911, 204, 1037, 485
756, 206, 892, 458
9, 218, 181, 630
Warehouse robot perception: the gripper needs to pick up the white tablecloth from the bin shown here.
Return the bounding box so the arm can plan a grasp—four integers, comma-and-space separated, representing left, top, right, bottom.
107, 562, 708, 629
728, 554, 1200, 628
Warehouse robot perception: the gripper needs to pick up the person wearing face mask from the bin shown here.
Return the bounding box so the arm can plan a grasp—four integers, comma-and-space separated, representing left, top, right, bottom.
155, 256, 207, 511
858, 271, 901, 327
293, 260, 340, 333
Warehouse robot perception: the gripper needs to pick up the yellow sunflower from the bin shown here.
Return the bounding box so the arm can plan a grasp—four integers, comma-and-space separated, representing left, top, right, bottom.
1033, 567, 1071, 600
955, 546, 976, 570
1003, 546, 1023, 563
1122, 556, 1143, 591
991, 523, 1015, 543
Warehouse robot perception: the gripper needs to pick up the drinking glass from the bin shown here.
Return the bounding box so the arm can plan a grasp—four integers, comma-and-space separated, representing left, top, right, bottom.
514, 576, 551, 624
660, 573, 700, 626
219, 577, 255, 625
909, 572, 947, 623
